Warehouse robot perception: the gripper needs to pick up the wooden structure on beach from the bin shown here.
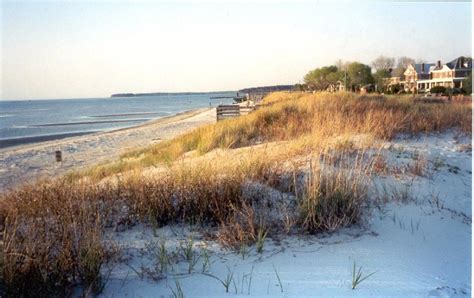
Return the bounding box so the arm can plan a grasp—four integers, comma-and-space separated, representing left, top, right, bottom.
215, 91, 269, 121
216, 104, 255, 121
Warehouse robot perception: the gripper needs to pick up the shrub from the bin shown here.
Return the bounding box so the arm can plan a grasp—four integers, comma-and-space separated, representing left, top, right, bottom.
387, 83, 402, 94
444, 88, 464, 96
462, 73, 472, 94
430, 86, 446, 94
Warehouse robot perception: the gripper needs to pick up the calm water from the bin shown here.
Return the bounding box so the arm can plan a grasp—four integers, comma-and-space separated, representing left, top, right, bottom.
0, 92, 236, 147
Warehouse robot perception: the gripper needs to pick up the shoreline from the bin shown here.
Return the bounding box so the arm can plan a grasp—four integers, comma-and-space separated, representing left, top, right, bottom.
0, 108, 215, 192
0, 131, 101, 149
0, 108, 206, 153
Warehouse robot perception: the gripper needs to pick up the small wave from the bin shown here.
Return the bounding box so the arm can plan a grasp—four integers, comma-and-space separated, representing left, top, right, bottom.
30, 118, 153, 127
0, 115, 13, 118
11, 125, 31, 129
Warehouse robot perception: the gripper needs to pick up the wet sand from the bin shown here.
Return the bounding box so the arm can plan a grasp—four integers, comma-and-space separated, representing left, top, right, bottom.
0, 108, 216, 192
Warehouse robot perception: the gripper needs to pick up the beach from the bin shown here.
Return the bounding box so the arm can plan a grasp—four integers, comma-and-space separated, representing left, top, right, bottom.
1, 92, 471, 297
0, 108, 216, 192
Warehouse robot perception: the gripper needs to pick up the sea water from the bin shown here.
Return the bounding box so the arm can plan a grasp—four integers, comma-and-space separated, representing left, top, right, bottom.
0, 92, 236, 148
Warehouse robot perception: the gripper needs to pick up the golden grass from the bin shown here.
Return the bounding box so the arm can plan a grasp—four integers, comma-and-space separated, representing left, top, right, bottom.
2, 179, 111, 296
298, 151, 372, 233
77, 92, 471, 180
0, 92, 471, 295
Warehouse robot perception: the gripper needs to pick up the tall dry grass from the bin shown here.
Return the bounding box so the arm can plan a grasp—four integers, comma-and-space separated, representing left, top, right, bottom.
0, 92, 471, 296
81, 92, 471, 180
298, 150, 373, 233
0, 149, 286, 295
1, 180, 113, 296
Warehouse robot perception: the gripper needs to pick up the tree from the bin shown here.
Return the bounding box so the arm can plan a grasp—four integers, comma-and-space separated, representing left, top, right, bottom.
396, 56, 416, 69
335, 59, 350, 71
347, 62, 374, 91
304, 66, 339, 91
326, 71, 344, 87
294, 83, 306, 92
392, 56, 415, 77
462, 73, 472, 94
373, 69, 391, 93
371, 56, 395, 71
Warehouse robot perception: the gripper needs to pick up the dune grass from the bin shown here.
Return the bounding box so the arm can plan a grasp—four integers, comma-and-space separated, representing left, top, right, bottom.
299, 151, 372, 233
77, 92, 471, 180
2, 180, 111, 296
0, 91, 471, 296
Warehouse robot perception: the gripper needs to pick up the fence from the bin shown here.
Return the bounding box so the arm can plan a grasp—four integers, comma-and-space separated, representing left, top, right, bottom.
216, 105, 256, 121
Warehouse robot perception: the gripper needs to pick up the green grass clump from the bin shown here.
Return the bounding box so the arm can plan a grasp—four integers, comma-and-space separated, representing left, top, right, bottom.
351, 261, 377, 290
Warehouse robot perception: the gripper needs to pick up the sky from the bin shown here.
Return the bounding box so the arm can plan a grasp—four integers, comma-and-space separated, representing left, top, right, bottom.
1, 1, 472, 100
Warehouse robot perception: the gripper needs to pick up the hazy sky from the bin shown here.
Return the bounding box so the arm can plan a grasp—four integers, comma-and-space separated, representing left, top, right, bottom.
1, 1, 472, 100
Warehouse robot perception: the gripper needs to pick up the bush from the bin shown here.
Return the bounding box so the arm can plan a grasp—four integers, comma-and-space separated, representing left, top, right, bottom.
430, 86, 446, 94
441, 88, 465, 97
446, 88, 465, 95
388, 84, 402, 94
462, 73, 472, 94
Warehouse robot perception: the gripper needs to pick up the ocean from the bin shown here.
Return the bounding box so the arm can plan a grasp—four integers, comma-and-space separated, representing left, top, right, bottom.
0, 92, 236, 148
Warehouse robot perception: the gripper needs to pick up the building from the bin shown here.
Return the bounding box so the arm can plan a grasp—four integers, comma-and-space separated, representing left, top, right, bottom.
427, 57, 472, 90
387, 76, 402, 86
383, 75, 403, 93
403, 63, 435, 92
401, 56, 472, 93
327, 81, 346, 92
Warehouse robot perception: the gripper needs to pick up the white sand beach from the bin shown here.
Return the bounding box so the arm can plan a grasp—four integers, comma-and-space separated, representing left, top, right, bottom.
0, 108, 216, 192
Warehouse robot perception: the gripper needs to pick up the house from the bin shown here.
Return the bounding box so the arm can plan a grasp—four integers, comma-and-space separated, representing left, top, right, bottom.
387, 76, 402, 86
383, 73, 404, 93
327, 81, 346, 92
427, 56, 472, 90
403, 63, 435, 92
401, 57, 471, 93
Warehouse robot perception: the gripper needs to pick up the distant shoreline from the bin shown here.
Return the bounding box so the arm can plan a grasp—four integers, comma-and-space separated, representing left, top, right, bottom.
109, 85, 295, 98
110, 91, 236, 98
